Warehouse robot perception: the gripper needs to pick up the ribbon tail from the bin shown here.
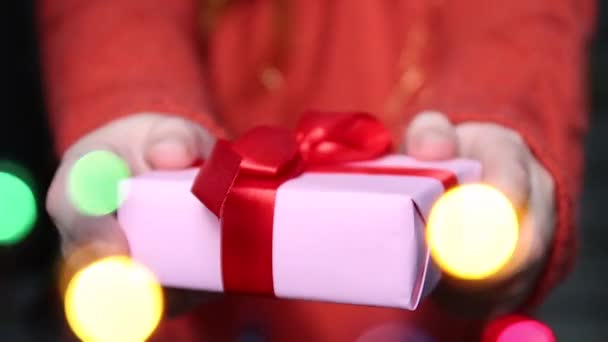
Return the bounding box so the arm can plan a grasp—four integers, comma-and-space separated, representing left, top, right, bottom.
192, 140, 242, 217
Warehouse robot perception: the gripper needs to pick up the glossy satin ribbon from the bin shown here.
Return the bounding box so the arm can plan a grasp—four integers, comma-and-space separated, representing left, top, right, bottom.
192, 111, 458, 296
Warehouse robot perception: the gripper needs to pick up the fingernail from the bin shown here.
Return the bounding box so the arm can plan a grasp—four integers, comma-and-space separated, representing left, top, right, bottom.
413, 130, 454, 155
151, 137, 189, 152
408, 129, 457, 161
147, 137, 195, 169
418, 130, 449, 146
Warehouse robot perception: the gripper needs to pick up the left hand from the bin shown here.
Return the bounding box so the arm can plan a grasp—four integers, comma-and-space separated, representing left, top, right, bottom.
403, 111, 556, 316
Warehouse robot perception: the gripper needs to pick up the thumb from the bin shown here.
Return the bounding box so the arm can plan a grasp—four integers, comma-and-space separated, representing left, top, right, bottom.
404, 111, 458, 160
144, 117, 216, 170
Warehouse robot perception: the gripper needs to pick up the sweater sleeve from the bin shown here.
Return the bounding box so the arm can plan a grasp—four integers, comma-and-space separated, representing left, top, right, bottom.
38, 0, 225, 156
411, 0, 596, 309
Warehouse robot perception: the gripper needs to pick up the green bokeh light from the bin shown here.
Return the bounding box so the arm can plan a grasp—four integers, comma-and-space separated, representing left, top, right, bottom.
0, 171, 37, 245
68, 151, 131, 216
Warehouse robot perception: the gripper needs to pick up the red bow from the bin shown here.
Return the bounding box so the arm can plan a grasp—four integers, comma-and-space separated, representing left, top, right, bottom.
191, 112, 455, 296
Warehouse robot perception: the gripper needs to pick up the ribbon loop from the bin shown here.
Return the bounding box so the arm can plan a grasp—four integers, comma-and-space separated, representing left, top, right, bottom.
192, 139, 242, 217
192, 126, 302, 217
233, 126, 301, 177
296, 111, 393, 165
193, 112, 392, 219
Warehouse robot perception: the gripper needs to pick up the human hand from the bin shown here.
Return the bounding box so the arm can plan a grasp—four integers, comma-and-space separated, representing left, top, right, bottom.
47, 113, 217, 316
403, 111, 556, 316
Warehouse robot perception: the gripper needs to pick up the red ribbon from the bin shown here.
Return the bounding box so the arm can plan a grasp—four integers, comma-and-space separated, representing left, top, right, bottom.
191, 111, 457, 296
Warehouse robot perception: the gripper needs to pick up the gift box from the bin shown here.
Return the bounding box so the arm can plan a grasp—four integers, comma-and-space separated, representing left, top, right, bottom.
117, 112, 482, 310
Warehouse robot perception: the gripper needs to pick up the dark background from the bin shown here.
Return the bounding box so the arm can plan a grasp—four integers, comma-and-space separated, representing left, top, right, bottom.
0, 1, 606, 341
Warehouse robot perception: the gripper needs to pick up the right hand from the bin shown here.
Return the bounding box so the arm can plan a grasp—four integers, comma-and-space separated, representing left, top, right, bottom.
47, 113, 217, 316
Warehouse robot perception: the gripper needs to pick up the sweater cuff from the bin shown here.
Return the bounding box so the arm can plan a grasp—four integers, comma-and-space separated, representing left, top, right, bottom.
421, 110, 578, 312
48, 88, 227, 156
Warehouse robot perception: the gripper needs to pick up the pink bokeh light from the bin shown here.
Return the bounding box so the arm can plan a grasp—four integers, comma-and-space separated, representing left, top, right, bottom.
496, 320, 556, 342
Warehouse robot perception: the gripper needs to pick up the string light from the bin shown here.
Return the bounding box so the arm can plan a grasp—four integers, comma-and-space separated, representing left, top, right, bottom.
497, 319, 556, 342
68, 150, 131, 216
64, 256, 164, 342
484, 315, 556, 342
426, 184, 519, 280
0, 169, 37, 245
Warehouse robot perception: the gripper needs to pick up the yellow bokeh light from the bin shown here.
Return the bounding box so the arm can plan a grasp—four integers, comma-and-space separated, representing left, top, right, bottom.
64, 256, 164, 342
426, 184, 519, 280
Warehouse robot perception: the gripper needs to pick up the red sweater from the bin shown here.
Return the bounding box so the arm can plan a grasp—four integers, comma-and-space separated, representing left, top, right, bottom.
38, 0, 595, 341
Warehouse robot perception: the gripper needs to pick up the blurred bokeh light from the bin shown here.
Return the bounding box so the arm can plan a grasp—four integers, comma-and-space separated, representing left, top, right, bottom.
497, 319, 556, 342
64, 256, 164, 342
0, 166, 37, 245
68, 150, 131, 216
426, 184, 519, 280
484, 315, 555, 342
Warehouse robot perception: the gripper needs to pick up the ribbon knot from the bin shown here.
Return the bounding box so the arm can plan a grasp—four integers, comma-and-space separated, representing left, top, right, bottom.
232, 126, 303, 177
191, 112, 394, 295
193, 112, 393, 218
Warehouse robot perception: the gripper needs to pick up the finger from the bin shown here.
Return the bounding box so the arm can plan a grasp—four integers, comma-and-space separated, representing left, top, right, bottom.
47, 146, 132, 259
431, 210, 544, 316
58, 228, 130, 296
458, 127, 531, 213
494, 159, 556, 281
495, 212, 542, 281
404, 111, 458, 160
144, 117, 216, 170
